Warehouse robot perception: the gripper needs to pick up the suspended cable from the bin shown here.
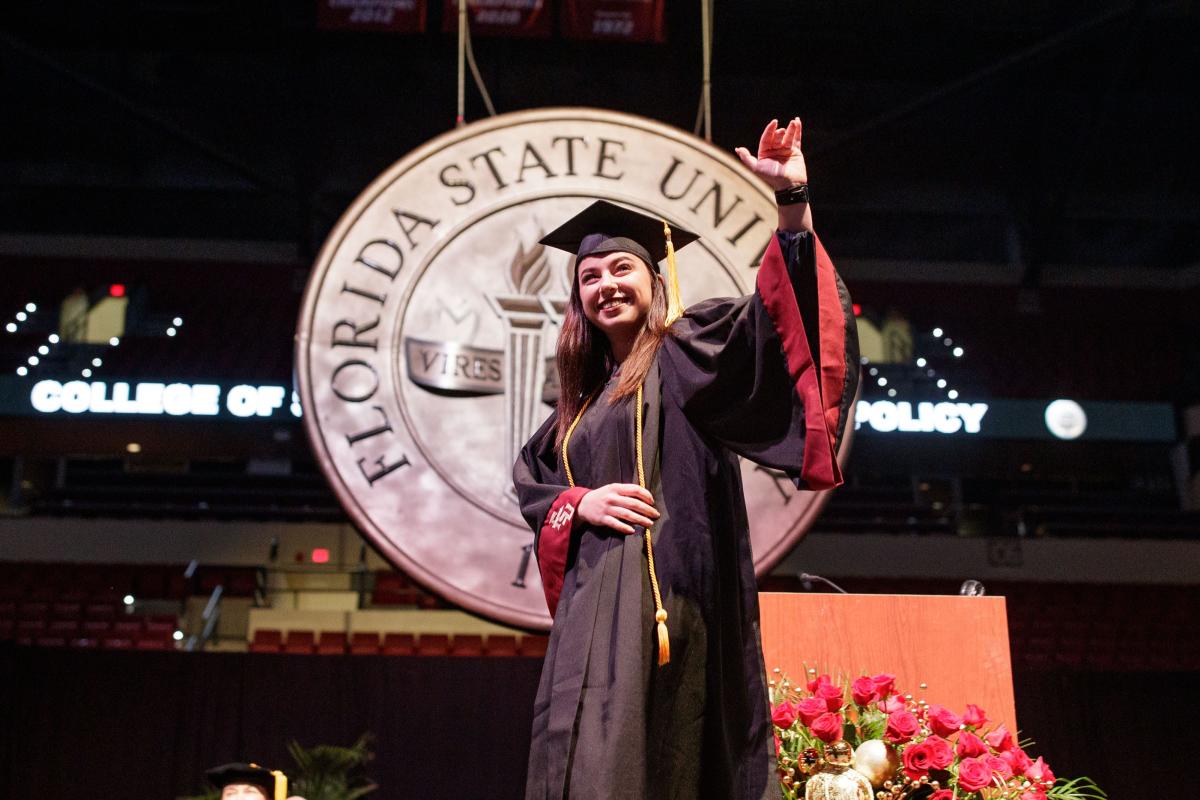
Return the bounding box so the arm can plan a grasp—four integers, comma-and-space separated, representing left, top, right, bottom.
456, 0, 497, 127
694, 0, 713, 141
456, 0, 466, 126
464, 15, 497, 117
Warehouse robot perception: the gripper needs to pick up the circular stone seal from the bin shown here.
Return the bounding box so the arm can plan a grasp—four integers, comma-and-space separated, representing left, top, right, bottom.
296, 108, 850, 630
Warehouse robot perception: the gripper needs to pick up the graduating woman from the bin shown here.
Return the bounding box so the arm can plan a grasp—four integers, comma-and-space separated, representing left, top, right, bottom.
514, 118, 860, 800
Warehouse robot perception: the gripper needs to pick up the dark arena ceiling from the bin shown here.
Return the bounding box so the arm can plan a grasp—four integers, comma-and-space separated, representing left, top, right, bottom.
1, 0, 1197, 284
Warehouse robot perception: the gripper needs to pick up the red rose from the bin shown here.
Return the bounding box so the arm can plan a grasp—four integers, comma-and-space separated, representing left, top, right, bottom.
1000, 746, 1033, 774
877, 694, 906, 714
1024, 757, 1055, 784
796, 697, 828, 727
962, 703, 988, 728
929, 791, 954, 800
956, 756, 993, 792
901, 742, 933, 778
884, 710, 921, 743
987, 755, 1014, 779
871, 673, 897, 697
955, 731, 989, 758
1020, 789, 1047, 800
985, 724, 1015, 752
816, 681, 845, 712
924, 735, 954, 769
810, 712, 843, 743
851, 676, 878, 706
807, 673, 833, 693
772, 700, 799, 729
926, 704, 963, 738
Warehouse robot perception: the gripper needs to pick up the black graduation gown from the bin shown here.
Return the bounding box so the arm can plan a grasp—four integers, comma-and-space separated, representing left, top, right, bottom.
514, 230, 859, 800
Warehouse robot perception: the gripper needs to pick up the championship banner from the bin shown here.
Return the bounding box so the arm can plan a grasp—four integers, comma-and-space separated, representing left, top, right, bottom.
562, 0, 665, 42
441, 0, 552, 37
317, 0, 427, 33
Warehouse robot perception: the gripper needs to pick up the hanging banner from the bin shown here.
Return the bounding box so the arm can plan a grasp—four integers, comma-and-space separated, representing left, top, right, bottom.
441, 0, 552, 37
317, 0, 427, 33
562, 0, 665, 42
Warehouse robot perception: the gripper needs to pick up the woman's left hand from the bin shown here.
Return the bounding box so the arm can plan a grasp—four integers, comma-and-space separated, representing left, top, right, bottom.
735, 117, 808, 191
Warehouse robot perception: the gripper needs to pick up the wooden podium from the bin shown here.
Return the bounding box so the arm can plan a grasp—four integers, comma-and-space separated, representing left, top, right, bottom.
759, 593, 1017, 733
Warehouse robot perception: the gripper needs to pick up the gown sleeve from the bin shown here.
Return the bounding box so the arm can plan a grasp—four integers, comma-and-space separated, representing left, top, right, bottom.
513, 413, 590, 617
660, 229, 860, 491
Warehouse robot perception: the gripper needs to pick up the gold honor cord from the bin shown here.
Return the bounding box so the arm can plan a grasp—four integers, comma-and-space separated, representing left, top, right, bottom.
272, 771, 287, 800
562, 384, 670, 666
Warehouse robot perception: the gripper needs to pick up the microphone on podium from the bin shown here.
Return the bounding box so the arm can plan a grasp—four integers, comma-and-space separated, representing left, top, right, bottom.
959, 579, 986, 596
797, 573, 849, 594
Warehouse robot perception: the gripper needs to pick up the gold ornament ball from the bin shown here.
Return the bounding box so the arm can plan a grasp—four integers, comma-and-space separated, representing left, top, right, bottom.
852, 739, 899, 789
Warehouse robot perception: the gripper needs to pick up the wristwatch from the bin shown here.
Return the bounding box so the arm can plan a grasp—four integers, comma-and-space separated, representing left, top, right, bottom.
774, 184, 810, 206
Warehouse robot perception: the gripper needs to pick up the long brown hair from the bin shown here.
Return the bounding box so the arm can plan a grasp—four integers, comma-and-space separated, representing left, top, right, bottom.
554, 257, 669, 445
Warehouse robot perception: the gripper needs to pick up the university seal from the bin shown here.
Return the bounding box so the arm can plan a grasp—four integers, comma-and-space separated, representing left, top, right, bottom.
296, 108, 850, 630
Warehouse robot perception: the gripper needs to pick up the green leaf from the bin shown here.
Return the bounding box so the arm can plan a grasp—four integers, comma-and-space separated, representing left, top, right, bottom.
1045, 776, 1107, 800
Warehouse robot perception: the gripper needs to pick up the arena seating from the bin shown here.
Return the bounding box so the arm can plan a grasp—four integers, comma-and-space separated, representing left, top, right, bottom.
9, 561, 1192, 670
237, 627, 547, 657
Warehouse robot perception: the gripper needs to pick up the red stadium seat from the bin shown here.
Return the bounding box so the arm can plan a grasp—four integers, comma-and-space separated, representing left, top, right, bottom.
102, 637, 134, 650
316, 631, 347, 655
112, 620, 143, 636
84, 603, 117, 620
34, 636, 67, 648
449, 634, 483, 656
82, 619, 112, 635
283, 630, 316, 654
0, 601, 16, 618
416, 634, 450, 656
381, 632, 415, 656
349, 632, 381, 655
49, 619, 80, 635
485, 635, 519, 657
518, 636, 549, 658
249, 629, 283, 653
51, 602, 82, 619
70, 636, 100, 649
18, 602, 49, 620
16, 619, 46, 635
135, 636, 171, 651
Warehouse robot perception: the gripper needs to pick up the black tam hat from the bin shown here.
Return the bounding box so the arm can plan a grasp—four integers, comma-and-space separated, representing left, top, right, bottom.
205, 763, 286, 798
538, 200, 700, 271
539, 200, 701, 324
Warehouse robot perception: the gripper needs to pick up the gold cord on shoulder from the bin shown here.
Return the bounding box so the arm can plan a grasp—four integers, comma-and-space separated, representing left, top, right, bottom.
561, 382, 670, 666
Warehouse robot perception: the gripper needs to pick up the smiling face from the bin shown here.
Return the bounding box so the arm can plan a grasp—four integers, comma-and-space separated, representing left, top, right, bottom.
221, 785, 269, 800
576, 250, 657, 346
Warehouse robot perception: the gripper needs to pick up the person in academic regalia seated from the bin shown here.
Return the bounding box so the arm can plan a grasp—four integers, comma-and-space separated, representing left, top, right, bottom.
204, 762, 304, 800
513, 118, 861, 800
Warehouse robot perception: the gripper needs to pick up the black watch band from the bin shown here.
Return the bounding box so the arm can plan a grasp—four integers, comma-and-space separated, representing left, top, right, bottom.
774, 184, 811, 206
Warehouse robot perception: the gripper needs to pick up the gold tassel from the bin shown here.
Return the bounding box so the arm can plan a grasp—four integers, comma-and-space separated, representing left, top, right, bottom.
662, 220, 683, 326
272, 770, 287, 800
655, 607, 670, 666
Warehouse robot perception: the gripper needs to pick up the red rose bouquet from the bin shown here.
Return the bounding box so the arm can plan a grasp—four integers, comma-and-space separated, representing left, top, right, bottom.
769, 669, 1104, 800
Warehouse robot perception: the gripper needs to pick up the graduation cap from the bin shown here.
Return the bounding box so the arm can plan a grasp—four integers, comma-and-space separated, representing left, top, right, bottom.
539, 200, 701, 325
205, 762, 289, 800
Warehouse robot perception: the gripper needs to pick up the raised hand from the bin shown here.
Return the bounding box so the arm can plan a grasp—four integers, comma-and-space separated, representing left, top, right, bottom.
577, 483, 659, 535
735, 117, 808, 191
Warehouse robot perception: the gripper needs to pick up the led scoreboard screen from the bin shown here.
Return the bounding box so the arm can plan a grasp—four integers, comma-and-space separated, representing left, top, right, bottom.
0, 377, 1176, 442
0, 377, 300, 421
